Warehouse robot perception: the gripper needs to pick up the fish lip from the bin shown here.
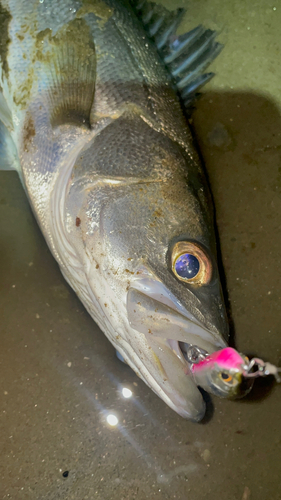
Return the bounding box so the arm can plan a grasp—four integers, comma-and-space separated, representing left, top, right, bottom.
127, 285, 227, 352
127, 272, 227, 349
129, 269, 206, 324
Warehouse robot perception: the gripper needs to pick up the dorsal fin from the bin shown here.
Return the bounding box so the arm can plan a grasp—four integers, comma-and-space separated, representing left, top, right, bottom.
130, 0, 223, 113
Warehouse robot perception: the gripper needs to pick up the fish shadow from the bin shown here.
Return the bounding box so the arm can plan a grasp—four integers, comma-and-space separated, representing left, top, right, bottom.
199, 375, 276, 424
239, 375, 276, 402
198, 388, 214, 424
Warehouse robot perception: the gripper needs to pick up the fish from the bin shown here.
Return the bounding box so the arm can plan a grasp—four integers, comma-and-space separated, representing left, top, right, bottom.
0, 0, 278, 422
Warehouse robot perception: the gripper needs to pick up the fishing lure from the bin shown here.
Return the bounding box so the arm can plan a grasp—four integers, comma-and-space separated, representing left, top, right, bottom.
185, 345, 281, 400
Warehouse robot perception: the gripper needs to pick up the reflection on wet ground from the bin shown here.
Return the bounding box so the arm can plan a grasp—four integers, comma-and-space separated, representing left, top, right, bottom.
1, 1, 281, 499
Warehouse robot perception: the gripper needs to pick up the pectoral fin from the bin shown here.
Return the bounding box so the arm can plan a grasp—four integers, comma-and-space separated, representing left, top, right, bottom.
24, 18, 96, 128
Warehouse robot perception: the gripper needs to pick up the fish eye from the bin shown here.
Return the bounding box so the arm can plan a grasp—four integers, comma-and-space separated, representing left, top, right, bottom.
171, 241, 212, 285
175, 253, 200, 279
220, 372, 233, 383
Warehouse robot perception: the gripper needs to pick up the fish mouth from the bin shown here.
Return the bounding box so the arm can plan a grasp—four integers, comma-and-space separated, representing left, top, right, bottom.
126, 276, 227, 420
127, 280, 226, 355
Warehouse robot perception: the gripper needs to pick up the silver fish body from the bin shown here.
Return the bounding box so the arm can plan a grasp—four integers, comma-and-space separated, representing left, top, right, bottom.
0, 0, 228, 420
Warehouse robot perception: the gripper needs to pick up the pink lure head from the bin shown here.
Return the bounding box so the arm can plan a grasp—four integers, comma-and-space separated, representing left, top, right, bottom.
191, 347, 254, 399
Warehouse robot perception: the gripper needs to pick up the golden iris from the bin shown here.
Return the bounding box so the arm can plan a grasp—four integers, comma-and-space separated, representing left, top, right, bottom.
171, 241, 212, 285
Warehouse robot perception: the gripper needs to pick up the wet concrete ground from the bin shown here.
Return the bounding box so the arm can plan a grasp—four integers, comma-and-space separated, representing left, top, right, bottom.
1, 1, 281, 499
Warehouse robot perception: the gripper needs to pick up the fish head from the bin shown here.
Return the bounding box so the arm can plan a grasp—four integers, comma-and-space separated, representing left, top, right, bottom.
191, 348, 254, 399
122, 199, 229, 419
65, 116, 230, 420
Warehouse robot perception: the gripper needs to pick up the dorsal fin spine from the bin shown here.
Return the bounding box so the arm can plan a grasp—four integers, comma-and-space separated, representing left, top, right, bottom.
130, 0, 223, 112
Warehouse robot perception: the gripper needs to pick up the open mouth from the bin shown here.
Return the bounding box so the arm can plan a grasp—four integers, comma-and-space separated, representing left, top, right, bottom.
127, 284, 227, 360
169, 339, 190, 362
124, 278, 263, 418
166, 339, 202, 366
178, 341, 190, 361
125, 280, 227, 420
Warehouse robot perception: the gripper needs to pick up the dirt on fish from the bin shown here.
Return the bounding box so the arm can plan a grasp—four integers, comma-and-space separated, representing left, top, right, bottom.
23, 113, 36, 153
0, 3, 11, 76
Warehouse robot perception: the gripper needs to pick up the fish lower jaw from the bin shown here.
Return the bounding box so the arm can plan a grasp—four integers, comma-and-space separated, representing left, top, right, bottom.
110, 333, 204, 421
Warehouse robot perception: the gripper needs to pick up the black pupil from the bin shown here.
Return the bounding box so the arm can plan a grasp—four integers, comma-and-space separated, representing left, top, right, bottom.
175, 253, 200, 279
221, 372, 229, 380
